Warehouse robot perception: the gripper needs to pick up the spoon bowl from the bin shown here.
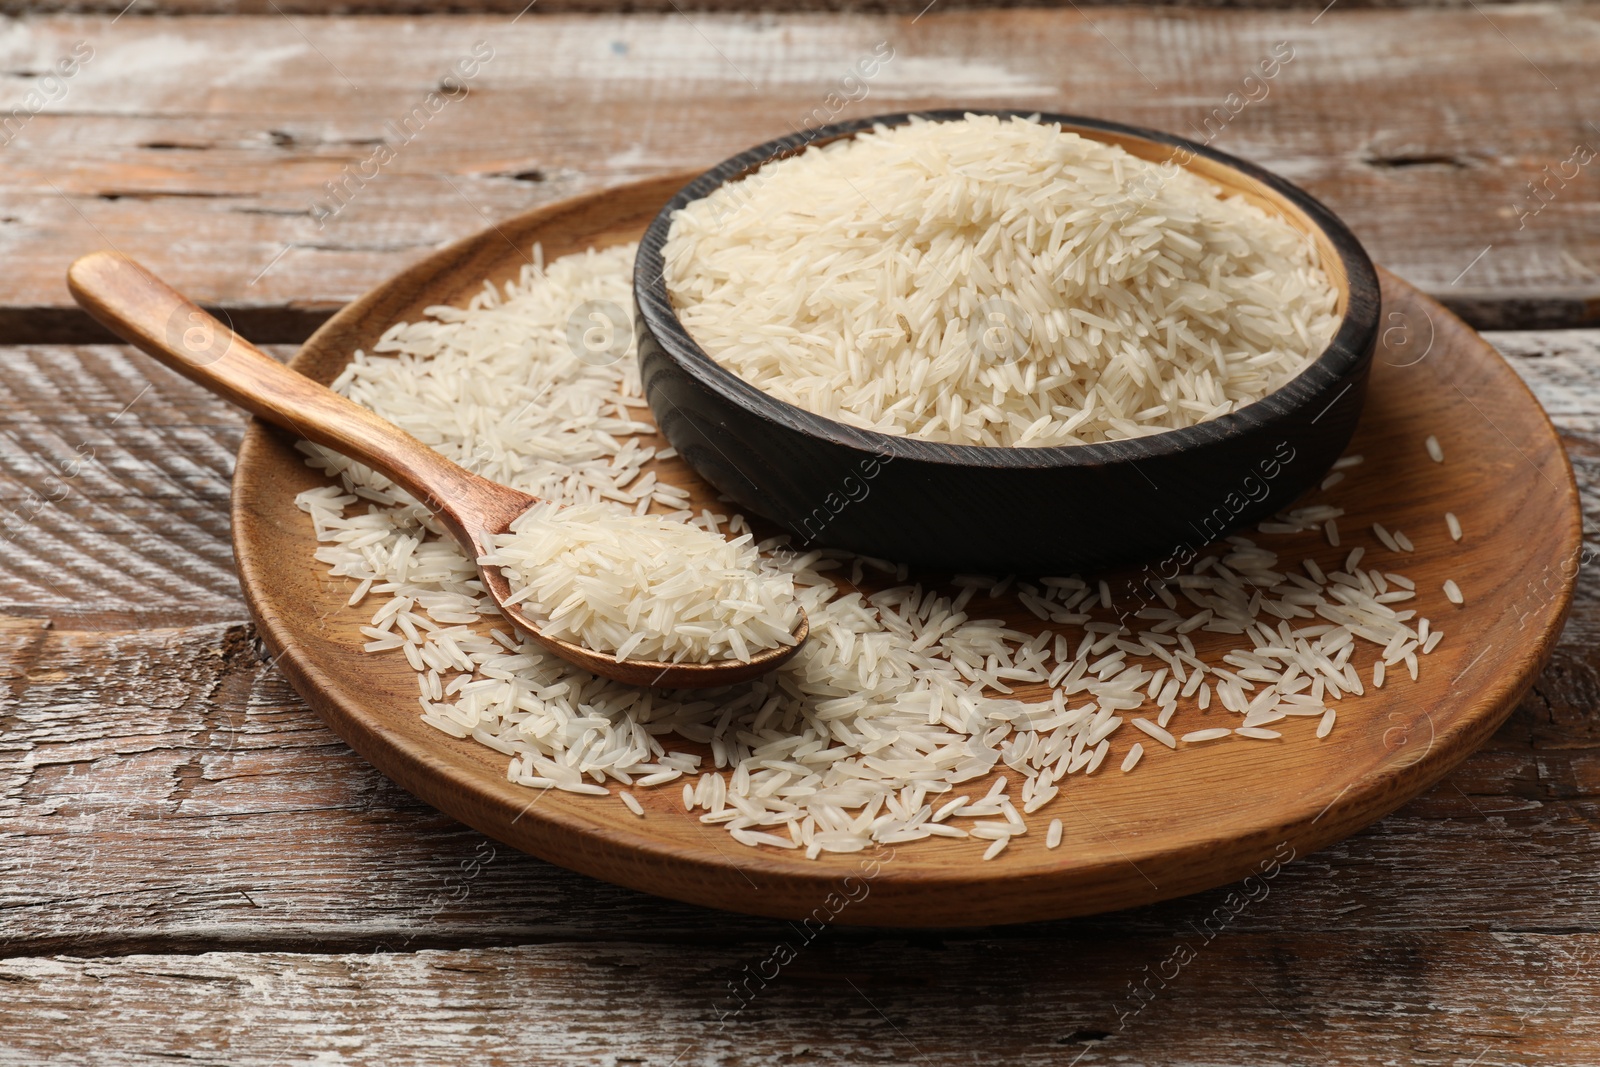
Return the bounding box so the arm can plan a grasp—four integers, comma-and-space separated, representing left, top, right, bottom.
67, 250, 808, 688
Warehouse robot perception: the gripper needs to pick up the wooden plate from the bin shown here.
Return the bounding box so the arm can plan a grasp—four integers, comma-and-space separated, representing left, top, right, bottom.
233, 175, 1580, 926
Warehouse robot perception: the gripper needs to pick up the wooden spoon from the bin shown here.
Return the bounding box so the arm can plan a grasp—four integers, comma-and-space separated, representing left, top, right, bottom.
67, 250, 809, 688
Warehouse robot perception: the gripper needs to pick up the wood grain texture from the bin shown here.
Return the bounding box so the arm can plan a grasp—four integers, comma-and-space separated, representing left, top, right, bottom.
0, 347, 1593, 953
0, 9, 1594, 338
6, 614, 1600, 952
0, 934, 1597, 1065
2, 0, 1573, 12
0, 335, 1599, 1067
0, 5, 1593, 1055
1, 340, 1597, 950
0, 345, 250, 626
219, 175, 1577, 924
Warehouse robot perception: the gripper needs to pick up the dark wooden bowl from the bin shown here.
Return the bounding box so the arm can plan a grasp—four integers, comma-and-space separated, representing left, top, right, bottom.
634, 110, 1381, 573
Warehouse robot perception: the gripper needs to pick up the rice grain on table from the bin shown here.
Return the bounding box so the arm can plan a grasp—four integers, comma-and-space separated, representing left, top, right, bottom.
1444, 579, 1465, 605
662, 113, 1339, 448
1426, 435, 1444, 463
1446, 512, 1463, 541
1132, 718, 1178, 749
293, 244, 1448, 858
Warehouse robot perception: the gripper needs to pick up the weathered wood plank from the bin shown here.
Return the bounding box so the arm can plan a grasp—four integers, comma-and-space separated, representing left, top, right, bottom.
0, 934, 1596, 1065
2, 0, 1569, 13
0, 347, 253, 625
1, 334, 1599, 951
4, 611, 1600, 952
0, 10, 1594, 338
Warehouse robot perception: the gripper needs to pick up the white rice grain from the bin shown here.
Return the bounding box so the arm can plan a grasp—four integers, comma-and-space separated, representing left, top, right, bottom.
664, 114, 1339, 449
1132, 718, 1177, 749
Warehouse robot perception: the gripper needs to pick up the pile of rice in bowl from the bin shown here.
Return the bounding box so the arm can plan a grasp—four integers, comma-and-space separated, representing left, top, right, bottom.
295, 120, 1452, 861
662, 113, 1341, 448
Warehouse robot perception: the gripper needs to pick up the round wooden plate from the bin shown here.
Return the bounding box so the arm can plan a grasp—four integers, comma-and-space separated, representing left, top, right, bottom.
233, 174, 1580, 926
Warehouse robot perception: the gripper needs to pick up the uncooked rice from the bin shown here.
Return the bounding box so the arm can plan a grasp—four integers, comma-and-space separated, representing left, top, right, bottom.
663, 114, 1340, 448
1132, 717, 1177, 749
293, 240, 1451, 860
482, 501, 799, 663
1121, 742, 1144, 772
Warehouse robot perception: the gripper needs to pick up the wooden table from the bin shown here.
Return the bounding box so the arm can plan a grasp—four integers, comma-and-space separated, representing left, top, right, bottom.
2, 3, 1598, 1062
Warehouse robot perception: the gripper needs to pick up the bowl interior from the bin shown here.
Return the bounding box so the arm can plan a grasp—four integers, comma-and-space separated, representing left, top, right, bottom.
705, 118, 1353, 322
637, 109, 1378, 467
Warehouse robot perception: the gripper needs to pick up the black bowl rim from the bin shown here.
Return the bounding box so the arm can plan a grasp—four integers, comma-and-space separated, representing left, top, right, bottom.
634, 108, 1381, 471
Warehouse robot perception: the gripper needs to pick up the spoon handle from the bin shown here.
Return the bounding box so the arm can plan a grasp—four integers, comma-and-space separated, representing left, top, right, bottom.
66, 250, 523, 537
